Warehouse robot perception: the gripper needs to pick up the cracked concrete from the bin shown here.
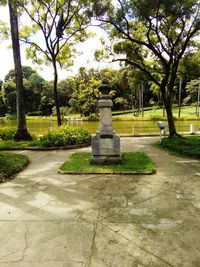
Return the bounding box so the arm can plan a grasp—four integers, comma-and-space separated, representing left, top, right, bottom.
0, 137, 200, 266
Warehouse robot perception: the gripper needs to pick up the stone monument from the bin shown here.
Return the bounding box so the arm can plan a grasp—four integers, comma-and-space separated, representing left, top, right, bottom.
91, 79, 122, 164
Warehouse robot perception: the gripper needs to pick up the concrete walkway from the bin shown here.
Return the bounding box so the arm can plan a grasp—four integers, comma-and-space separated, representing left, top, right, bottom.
0, 137, 200, 267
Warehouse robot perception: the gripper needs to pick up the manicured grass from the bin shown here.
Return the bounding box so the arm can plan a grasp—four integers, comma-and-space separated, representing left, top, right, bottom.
159, 136, 200, 158
0, 140, 41, 149
111, 104, 199, 121
59, 152, 156, 174
0, 152, 29, 182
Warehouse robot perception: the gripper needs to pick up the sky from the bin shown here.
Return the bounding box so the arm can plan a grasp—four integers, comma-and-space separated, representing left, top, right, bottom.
0, 6, 119, 82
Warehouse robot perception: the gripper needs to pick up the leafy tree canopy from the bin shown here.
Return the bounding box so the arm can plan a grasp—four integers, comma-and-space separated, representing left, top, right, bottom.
94, 0, 200, 136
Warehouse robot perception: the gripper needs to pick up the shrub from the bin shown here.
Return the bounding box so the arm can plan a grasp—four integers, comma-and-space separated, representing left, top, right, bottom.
27, 111, 43, 116
39, 126, 91, 147
0, 128, 16, 141
5, 114, 17, 120
87, 114, 98, 121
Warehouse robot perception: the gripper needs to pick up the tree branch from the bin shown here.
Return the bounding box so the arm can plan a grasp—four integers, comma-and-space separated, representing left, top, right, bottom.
112, 57, 161, 87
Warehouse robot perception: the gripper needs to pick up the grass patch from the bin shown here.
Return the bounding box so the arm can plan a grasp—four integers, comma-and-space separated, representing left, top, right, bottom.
60, 152, 156, 174
0, 140, 41, 149
159, 136, 200, 158
0, 152, 29, 182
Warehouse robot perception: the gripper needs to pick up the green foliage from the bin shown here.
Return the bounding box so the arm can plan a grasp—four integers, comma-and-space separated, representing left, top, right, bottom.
0, 128, 16, 140
160, 136, 200, 158
20, 1, 92, 68
0, 152, 29, 182
184, 79, 200, 104
94, 0, 200, 135
0, 20, 9, 41
5, 114, 17, 120
18, 0, 94, 125
57, 78, 75, 107
70, 67, 123, 115
60, 152, 156, 173
40, 126, 91, 147
0, 87, 7, 116
3, 66, 45, 114
180, 49, 200, 80
52, 106, 69, 117
87, 114, 98, 121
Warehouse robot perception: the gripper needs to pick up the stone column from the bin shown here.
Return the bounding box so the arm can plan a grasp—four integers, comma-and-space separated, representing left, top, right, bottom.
91, 79, 121, 164
99, 98, 113, 136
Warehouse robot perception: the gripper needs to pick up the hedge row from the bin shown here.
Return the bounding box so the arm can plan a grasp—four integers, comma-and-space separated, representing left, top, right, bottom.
0, 126, 91, 147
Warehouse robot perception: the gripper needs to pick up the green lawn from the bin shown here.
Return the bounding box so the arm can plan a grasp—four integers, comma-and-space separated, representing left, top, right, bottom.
0, 140, 41, 149
28, 104, 198, 122
0, 152, 29, 182
59, 152, 156, 174
111, 104, 199, 121
159, 136, 200, 158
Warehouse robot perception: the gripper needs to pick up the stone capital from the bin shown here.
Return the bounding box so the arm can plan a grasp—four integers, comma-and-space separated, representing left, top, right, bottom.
98, 99, 113, 108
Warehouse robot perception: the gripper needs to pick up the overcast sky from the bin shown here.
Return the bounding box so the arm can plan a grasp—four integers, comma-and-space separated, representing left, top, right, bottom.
0, 5, 119, 81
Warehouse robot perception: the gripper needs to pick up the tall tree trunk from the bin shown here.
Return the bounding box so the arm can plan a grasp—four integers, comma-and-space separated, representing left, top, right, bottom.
131, 90, 134, 116
164, 99, 178, 136
141, 82, 144, 117
8, 0, 32, 141
160, 82, 179, 136
162, 102, 165, 117
52, 60, 61, 126
138, 85, 140, 116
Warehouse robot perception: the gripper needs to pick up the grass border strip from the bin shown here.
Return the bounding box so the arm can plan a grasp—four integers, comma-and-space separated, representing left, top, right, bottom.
0, 142, 91, 151
58, 170, 156, 175
0, 154, 30, 183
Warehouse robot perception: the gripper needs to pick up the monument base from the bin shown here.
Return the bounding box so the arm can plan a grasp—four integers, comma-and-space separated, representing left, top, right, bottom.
91, 132, 122, 164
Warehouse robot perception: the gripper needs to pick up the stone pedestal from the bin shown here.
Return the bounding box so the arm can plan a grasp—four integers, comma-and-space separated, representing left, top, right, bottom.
91, 80, 121, 164
91, 132, 121, 163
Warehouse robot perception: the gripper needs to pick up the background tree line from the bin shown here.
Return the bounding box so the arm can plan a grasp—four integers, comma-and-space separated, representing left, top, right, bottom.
0, 44, 199, 119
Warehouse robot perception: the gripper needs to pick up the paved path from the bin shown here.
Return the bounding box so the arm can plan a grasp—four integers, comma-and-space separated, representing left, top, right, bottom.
0, 137, 200, 267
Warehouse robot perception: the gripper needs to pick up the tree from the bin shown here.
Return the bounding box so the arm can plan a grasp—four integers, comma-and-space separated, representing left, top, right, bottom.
8, 0, 32, 140
184, 79, 200, 116
68, 67, 119, 117
114, 97, 128, 113
94, 0, 200, 136
19, 0, 93, 126
70, 67, 101, 117
177, 47, 200, 103
57, 78, 75, 107
0, 79, 7, 116
3, 66, 45, 114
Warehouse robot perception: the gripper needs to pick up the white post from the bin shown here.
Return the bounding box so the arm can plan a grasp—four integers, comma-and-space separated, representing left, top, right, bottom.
160, 130, 162, 144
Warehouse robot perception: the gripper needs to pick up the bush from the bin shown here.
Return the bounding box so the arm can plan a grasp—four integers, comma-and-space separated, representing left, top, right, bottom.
39, 126, 91, 147
87, 114, 98, 121
27, 111, 43, 116
5, 114, 17, 120
0, 128, 16, 141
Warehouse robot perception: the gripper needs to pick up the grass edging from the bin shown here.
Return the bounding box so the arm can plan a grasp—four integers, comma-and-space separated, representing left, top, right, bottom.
59, 152, 156, 175
157, 136, 200, 159
0, 142, 91, 151
58, 170, 154, 175
0, 152, 30, 183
